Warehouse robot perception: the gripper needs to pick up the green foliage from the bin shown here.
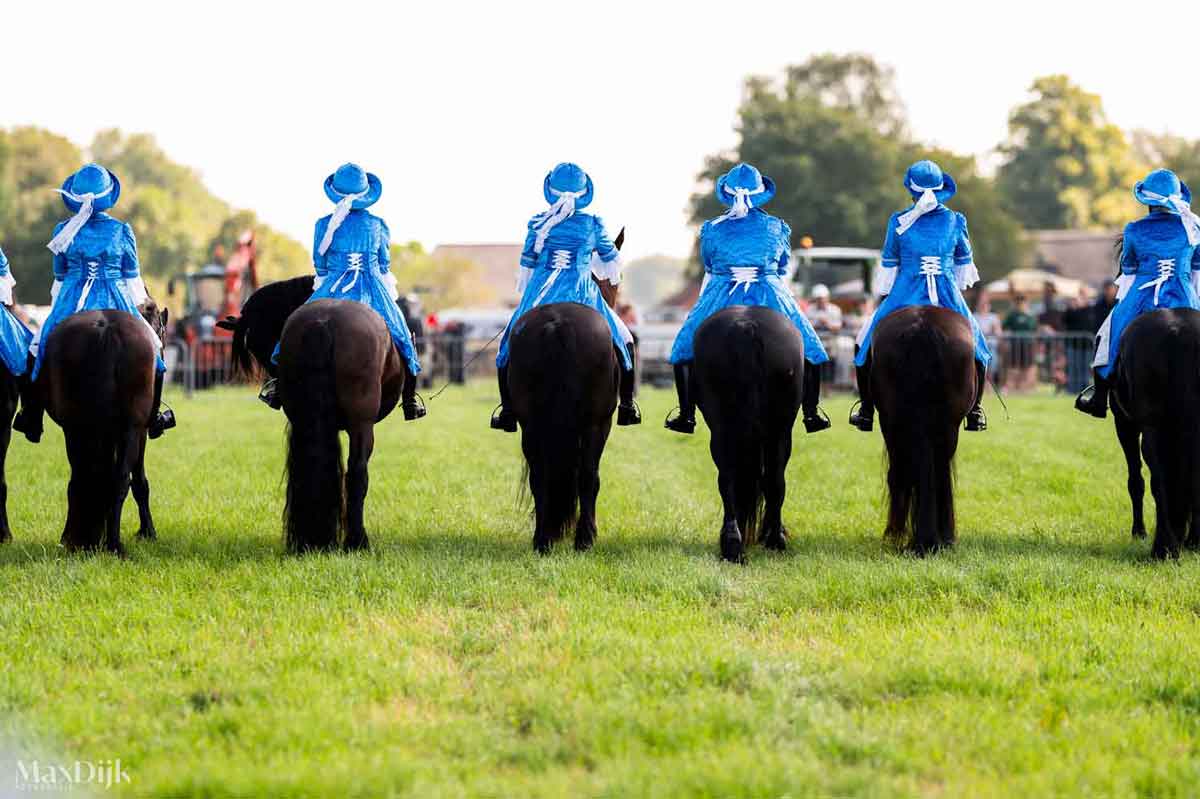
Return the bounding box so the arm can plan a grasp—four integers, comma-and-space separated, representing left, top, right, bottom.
690, 54, 1024, 282
1, 387, 1198, 796
621, 254, 687, 307
997, 75, 1142, 230
1131, 130, 1200, 184
0, 127, 309, 303
391, 241, 497, 312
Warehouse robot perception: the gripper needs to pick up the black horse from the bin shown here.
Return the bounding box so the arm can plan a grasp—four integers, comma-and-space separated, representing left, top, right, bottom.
870, 306, 976, 555
0, 364, 19, 544
1110, 308, 1200, 559
39, 303, 167, 554
508, 303, 618, 554
224, 282, 404, 552
692, 306, 804, 563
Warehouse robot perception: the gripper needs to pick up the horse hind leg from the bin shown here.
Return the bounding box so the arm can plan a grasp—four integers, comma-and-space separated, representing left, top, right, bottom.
344, 424, 375, 552
573, 423, 607, 552
61, 429, 103, 551
1114, 410, 1147, 539
131, 433, 156, 540
711, 426, 745, 563
760, 429, 792, 552
103, 427, 139, 557
1143, 434, 1181, 560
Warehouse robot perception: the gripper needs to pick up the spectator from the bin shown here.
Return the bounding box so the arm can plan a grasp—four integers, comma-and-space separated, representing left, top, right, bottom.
844, 294, 874, 338
973, 289, 1002, 338
1091, 281, 1118, 332
807, 284, 843, 332
1038, 280, 1064, 331
1003, 294, 1039, 392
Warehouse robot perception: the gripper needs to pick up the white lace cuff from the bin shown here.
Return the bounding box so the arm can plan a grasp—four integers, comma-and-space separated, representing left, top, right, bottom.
956, 262, 980, 290
313, 274, 324, 291
516, 266, 534, 294
591, 253, 622, 285
51, 279, 63, 303
1115, 273, 1135, 300
876, 265, 898, 296
0, 273, 15, 306
127, 276, 149, 305
700, 273, 712, 294
380, 271, 400, 301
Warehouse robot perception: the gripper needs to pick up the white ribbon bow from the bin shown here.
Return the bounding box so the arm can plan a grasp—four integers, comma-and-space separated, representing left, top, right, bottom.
1141, 190, 1200, 246
712, 180, 765, 226
533, 189, 585, 254
318, 189, 368, 256
895, 180, 943, 236
47, 185, 115, 254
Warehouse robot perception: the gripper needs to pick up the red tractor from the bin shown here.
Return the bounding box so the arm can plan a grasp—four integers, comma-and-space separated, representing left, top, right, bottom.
168, 231, 259, 387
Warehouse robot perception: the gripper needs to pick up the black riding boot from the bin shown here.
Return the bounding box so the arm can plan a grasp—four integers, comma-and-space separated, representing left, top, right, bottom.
1075, 368, 1110, 419
147, 370, 176, 439
965, 360, 988, 432
490, 365, 517, 432
848, 352, 874, 432
801, 364, 831, 433
12, 355, 43, 444
401, 365, 426, 421
617, 342, 641, 426
258, 376, 282, 410
664, 361, 695, 434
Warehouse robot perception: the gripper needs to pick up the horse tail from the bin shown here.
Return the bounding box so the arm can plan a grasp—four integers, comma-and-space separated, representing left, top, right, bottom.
228, 317, 257, 379
726, 317, 766, 545
61, 319, 125, 549
884, 321, 955, 551
282, 319, 344, 552
529, 318, 582, 543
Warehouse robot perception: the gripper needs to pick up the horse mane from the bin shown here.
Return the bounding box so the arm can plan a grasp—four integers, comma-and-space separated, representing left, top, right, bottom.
220, 275, 315, 378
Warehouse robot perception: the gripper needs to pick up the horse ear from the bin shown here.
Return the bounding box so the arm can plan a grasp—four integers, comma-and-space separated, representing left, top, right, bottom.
614, 227, 625, 251
160, 308, 169, 327
216, 316, 237, 331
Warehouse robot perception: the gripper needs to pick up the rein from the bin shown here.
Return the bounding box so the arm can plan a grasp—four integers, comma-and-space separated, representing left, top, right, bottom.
426, 325, 506, 402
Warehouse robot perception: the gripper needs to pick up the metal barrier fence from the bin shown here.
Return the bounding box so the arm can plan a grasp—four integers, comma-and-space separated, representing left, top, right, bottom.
164, 331, 1100, 396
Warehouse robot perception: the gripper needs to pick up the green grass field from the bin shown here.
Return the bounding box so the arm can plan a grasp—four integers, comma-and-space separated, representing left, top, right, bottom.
1, 384, 1198, 798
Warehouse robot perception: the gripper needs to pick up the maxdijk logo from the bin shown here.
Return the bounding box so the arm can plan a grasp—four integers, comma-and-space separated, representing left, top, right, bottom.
13, 759, 131, 792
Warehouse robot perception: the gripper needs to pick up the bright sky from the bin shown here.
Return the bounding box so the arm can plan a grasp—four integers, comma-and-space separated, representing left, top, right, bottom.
5, 0, 1200, 260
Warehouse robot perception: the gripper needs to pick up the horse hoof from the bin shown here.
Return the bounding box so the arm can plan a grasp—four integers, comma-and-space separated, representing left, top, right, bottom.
533, 538, 552, 556
763, 532, 787, 551
720, 536, 745, 564
136, 527, 157, 541
1132, 526, 1148, 540
574, 536, 594, 552
344, 536, 370, 552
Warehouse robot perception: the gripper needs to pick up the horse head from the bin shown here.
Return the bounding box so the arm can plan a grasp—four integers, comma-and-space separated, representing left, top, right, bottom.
138, 297, 169, 342
216, 275, 315, 378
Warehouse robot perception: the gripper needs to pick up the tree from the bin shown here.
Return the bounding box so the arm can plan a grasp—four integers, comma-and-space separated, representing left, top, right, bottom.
689, 54, 1026, 281
390, 242, 497, 312
1131, 131, 1200, 185
0, 127, 84, 301
996, 75, 1141, 230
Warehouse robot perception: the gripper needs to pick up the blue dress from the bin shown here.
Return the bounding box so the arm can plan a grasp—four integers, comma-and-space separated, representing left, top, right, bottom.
271, 209, 421, 374
0, 247, 33, 378
1094, 210, 1200, 378
33, 213, 164, 380
855, 205, 991, 366
496, 212, 631, 369
669, 209, 829, 365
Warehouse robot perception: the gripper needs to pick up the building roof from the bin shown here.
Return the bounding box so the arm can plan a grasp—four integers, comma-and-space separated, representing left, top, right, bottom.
1029, 230, 1121, 286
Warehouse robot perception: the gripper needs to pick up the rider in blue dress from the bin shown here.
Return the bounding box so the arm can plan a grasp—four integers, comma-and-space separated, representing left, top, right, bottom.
848, 160, 990, 433
490, 162, 640, 431
664, 163, 831, 434
13, 164, 174, 443
1075, 168, 1200, 417
0, 246, 34, 381
258, 163, 425, 421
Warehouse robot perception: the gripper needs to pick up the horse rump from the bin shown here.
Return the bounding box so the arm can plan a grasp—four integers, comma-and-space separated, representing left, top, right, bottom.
872, 306, 974, 555
694, 307, 804, 562
1116, 309, 1200, 558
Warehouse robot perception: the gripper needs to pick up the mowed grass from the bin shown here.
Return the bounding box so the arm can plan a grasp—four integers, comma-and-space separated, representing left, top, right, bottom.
1, 383, 1199, 798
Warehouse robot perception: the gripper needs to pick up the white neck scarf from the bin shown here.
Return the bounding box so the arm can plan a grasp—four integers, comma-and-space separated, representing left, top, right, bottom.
318, 189, 368, 256
47, 184, 115, 254
1142, 190, 1200, 246
533, 188, 585, 254
712, 179, 765, 225
895, 180, 943, 236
